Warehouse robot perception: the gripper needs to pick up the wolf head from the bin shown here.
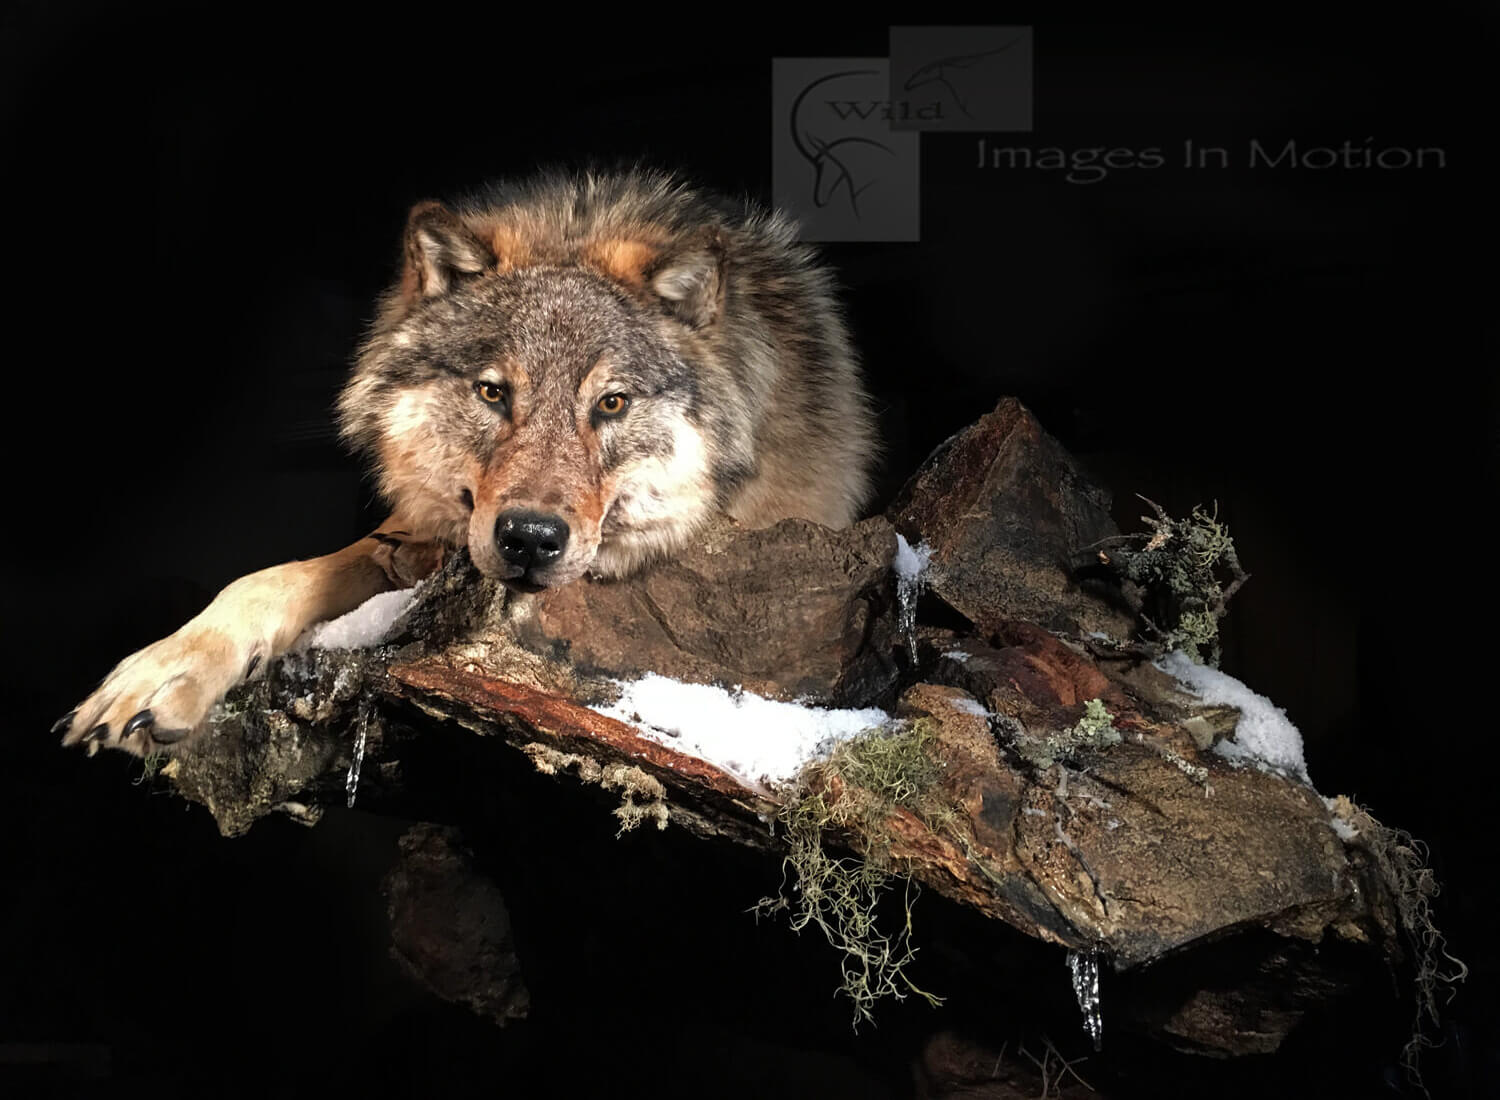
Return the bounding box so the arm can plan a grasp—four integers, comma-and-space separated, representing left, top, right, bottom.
338, 178, 756, 590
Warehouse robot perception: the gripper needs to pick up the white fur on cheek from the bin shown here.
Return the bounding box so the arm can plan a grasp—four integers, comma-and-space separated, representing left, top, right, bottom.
374, 386, 474, 538
612, 417, 712, 526
384, 389, 436, 439
591, 416, 716, 577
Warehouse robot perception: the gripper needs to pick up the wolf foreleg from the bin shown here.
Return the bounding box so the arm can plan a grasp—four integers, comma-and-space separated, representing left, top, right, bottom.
57, 521, 443, 756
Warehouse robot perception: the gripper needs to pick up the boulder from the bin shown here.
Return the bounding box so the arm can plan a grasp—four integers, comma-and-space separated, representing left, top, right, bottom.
512, 515, 900, 706
887, 398, 1136, 640
383, 823, 529, 1027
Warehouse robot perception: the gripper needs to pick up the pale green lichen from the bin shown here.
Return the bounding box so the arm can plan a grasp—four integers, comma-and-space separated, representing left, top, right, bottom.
1158, 747, 1211, 790
756, 720, 950, 1027
1096, 499, 1249, 666
599, 762, 669, 834
1073, 699, 1118, 742
521, 742, 668, 835
1014, 699, 1122, 771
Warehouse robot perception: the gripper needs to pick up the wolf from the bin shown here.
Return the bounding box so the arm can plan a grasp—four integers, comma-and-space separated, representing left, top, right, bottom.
58, 169, 877, 755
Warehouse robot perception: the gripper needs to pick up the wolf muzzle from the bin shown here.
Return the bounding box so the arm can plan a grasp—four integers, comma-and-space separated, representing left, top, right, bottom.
495, 509, 570, 588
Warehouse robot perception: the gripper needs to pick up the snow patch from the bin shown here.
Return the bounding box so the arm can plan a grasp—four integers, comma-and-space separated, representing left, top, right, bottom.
941, 649, 972, 663
591, 673, 892, 793
948, 697, 991, 717
298, 588, 418, 651
892, 534, 933, 581
1155, 651, 1309, 783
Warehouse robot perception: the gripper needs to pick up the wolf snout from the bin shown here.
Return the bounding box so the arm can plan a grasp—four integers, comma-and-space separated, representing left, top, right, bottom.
495, 510, 570, 577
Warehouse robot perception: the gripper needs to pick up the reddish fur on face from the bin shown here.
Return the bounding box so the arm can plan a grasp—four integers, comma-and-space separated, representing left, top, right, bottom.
489, 223, 534, 273
474, 422, 601, 519
582, 238, 660, 288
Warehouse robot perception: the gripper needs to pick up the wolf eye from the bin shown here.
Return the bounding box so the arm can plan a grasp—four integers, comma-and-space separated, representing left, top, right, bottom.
475, 381, 507, 408
595, 393, 630, 418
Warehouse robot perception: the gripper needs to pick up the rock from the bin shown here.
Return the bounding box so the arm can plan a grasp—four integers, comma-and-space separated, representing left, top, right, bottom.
923, 624, 1137, 739
915, 1031, 1108, 1099
910, 637, 1367, 970
383, 823, 529, 1026
887, 398, 1136, 641
510, 515, 901, 707
891, 672, 1391, 1055
147, 398, 1415, 1069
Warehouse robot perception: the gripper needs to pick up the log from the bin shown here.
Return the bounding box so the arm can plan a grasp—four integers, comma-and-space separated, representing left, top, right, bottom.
153, 398, 1411, 1066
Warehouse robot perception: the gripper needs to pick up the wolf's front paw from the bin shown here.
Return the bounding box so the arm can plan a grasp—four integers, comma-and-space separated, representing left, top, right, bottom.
57, 626, 259, 757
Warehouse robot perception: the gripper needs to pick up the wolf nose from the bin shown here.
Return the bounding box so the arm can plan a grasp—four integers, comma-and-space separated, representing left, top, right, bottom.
496, 510, 570, 571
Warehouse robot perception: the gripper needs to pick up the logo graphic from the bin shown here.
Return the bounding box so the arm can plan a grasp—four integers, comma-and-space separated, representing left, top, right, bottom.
790, 69, 899, 219
772, 29, 1032, 241
772, 59, 920, 242
902, 37, 1026, 119
889, 26, 1034, 132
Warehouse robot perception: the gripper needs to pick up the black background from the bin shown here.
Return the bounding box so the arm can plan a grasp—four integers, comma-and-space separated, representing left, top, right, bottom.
3, 6, 1496, 1098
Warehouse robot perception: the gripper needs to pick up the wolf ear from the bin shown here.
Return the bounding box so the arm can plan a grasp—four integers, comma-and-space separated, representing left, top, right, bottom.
402, 201, 493, 300
650, 233, 726, 329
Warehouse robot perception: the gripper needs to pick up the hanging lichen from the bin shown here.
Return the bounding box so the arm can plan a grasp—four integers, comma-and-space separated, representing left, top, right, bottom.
1329, 796, 1468, 1097
755, 719, 952, 1028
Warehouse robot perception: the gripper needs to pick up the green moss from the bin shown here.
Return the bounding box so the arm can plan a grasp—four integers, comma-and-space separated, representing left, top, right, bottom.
835, 719, 942, 820
756, 721, 950, 1027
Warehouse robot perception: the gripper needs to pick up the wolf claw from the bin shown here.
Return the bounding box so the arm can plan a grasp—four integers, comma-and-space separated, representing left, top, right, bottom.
123, 710, 154, 738
59, 621, 255, 757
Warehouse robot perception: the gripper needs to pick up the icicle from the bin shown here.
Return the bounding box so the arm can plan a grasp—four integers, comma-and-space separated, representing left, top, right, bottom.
897, 575, 920, 657
892, 535, 932, 662
345, 705, 369, 809
1067, 948, 1103, 1050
